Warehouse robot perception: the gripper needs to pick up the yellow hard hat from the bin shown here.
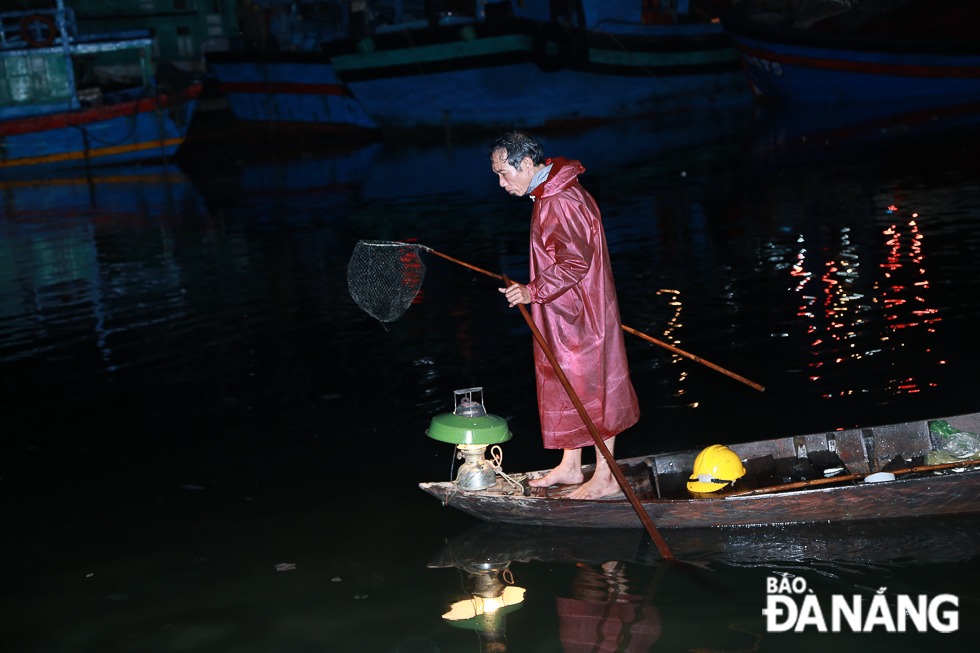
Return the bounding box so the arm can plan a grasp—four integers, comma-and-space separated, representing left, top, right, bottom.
687, 445, 746, 492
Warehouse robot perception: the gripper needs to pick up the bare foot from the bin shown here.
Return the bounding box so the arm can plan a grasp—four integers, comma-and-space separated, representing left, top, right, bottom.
528, 467, 584, 487
566, 472, 621, 500
529, 449, 584, 487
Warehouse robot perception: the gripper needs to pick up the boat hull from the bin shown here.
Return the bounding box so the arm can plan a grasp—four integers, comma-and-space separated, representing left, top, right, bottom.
722, 14, 980, 106
0, 85, 200, 171
206, 52, 377, 131
328, 19, 750, 130
421, 469, 980, 529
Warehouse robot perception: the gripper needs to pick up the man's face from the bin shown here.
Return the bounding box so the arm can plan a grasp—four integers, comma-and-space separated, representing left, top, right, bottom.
492, 150, 535, 197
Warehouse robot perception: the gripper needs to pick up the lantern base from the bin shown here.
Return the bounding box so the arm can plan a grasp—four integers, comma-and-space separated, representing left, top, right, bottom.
455, 444, 498, 491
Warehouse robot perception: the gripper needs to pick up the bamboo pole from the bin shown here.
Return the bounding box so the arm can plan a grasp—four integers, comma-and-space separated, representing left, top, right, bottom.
727, 458, 980, 498
421, 246, 764, 392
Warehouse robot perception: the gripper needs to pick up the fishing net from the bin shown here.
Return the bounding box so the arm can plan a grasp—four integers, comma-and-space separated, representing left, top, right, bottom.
347, 240, 427, 322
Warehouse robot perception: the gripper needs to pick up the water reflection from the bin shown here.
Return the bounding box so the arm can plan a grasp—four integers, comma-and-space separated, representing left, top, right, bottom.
653, 288, 693, 400
435, 515, 980, 574
431, 525, 664, 652
557, 563, 662, 653
438, 556, 525, 651
727, 110, 980, 423
431, 516, 980, 650
785, 213, 943, 397
748, 100, 980, 166
0, 168, 198, 366
3, 98, 980, 651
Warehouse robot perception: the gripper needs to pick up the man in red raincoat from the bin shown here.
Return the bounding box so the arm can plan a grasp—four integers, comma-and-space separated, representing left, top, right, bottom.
491, 132, 640, 500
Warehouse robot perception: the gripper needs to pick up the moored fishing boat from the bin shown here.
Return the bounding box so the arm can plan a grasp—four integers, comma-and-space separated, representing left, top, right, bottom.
419, 412, 980, 529
206, 50, 376, 133
721, 0, 980, 107
209, 0, 750, 133
204, 0, 376, 134
326, 0, 750, 130
0, 2, 200, 171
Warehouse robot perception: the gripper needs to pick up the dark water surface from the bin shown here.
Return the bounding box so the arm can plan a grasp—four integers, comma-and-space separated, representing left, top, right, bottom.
4, 104, 980, 651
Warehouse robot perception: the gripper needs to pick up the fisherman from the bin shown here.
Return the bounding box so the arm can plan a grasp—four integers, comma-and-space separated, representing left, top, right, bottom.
491, 131, 640, 500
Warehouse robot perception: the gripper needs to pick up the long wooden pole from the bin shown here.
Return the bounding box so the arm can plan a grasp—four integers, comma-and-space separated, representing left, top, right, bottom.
728, 457, 980, 498
421, 246, 764, 392
621, 326, 764, 392
502, 275, 676, 561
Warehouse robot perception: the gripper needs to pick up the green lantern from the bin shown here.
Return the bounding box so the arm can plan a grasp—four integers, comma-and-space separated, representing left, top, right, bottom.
427, 388, 511, 491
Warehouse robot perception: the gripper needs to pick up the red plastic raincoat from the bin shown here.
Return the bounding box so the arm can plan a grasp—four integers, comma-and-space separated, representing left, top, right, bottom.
525, 157, 640, 449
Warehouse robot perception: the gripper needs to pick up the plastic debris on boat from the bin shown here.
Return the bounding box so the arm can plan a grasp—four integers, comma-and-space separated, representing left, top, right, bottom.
930, 420, 980, 459
864, 472, 895, 483
926, 451, 963, 465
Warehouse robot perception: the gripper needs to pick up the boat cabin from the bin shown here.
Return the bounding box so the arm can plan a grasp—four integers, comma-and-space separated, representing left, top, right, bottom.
0, 4, 153, 120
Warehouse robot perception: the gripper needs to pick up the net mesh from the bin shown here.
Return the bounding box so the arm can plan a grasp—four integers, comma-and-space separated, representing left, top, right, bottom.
347, 240, 427, 322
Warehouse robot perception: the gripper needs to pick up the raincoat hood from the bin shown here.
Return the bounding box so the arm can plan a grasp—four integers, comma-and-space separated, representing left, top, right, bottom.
529, 157, 585, 199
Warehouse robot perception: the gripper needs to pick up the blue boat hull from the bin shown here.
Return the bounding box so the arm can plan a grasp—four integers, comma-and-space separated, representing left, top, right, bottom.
325, 19, 751, 130
722, 13, 980, 107
206, 53, 376, 131
0, 86, 200, 172
340, 60, 748, 130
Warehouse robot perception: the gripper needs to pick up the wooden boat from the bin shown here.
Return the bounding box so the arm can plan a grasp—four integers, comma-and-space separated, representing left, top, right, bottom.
419, 412, 980, 529
204, 0, 376, 134
720, 1, 980, 108
0, 3, 199, 171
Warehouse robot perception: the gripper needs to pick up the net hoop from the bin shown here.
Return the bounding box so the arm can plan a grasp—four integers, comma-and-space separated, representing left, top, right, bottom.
347, 240, 427, 323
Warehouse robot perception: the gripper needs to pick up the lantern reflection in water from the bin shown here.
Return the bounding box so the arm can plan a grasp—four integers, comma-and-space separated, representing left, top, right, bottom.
431, 525, 663, 653
440, 561, 525, 653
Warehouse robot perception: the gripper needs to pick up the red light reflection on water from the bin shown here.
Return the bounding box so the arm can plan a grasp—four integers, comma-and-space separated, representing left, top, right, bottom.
791, 211, 941, 396
878, 219, 940, 393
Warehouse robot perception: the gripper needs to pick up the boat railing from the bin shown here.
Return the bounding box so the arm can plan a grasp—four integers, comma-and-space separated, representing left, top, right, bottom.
0, 8, 77, 51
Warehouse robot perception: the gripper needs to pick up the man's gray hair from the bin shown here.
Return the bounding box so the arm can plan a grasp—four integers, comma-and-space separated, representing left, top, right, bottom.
489, 131, 545, 170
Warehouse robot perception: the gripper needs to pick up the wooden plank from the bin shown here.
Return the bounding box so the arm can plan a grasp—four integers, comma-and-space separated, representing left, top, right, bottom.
872, 420, 931, 467
833, 428, 871, 474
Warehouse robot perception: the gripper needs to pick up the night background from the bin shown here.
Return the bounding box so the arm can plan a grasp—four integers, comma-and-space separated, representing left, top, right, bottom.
3, 0, 980, 651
